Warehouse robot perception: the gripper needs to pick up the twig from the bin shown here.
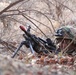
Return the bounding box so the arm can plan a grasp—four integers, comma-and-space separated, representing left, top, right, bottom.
0, 0, 25, 15
21, 13, 53, 34
60, 38, 75, 55
0, 39, 26, 55
17, 10, 48, 38
5, 9, 55, 32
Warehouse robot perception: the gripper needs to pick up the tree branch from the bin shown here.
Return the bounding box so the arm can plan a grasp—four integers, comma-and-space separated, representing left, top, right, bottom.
0, 0, 25, 15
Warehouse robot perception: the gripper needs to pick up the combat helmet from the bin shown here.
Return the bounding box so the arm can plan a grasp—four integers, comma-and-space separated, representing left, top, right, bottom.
55, 25, 76, 43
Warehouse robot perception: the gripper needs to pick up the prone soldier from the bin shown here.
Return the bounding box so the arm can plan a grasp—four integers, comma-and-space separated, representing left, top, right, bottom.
55, 25, 76, 56
12, 25, 76, 58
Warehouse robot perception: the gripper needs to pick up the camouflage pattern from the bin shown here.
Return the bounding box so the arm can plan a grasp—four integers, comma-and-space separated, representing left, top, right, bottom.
55, 25, 76, 43
55, 25, 76, 56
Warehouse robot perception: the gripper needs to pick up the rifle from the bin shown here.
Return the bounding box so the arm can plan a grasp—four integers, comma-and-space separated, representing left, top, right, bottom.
11, 25, 56, 58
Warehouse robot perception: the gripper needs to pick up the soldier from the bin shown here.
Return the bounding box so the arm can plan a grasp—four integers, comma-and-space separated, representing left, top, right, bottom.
12, 25, 76, 58
55, 25, 76, 56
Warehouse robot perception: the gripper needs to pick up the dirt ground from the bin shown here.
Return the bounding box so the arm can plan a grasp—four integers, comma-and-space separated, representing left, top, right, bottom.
0, 50, 76, 75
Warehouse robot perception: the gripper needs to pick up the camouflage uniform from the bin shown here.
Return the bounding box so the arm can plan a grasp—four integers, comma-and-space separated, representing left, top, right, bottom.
55, 25, 76, 56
